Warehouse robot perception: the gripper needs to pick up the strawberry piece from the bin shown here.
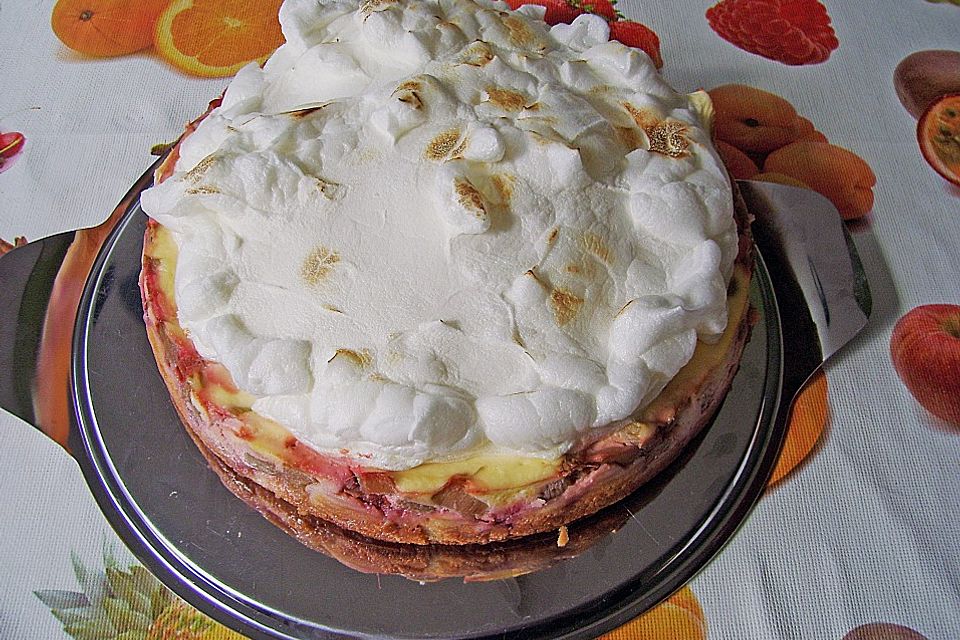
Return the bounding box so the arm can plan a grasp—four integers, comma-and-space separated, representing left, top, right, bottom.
0, 131, 25, 174
504, 0, 583, 25
706, 0, 839, 66
0, 236, 26, 256
579, 0, 618, 20
609, 20, 663, 69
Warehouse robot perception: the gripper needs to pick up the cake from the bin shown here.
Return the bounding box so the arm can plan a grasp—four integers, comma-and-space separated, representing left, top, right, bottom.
139, 0, 755, 546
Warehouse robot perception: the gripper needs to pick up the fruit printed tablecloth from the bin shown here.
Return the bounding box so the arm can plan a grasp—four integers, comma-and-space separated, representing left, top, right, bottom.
2, 1, 959, 638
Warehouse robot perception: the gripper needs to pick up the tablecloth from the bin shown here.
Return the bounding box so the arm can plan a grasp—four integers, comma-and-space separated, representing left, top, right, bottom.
1, 1, 959, 638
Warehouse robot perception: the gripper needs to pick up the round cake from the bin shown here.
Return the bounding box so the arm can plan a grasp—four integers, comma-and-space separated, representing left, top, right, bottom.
140, 0, 755, 546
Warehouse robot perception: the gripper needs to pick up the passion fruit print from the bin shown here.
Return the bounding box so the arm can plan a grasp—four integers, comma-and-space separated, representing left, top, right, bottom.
918, 94, 960, 186
894, 50, 960, 119
843, 623, 931, 640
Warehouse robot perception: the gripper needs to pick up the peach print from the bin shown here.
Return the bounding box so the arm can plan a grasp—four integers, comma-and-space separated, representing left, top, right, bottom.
708, 83, 877, 222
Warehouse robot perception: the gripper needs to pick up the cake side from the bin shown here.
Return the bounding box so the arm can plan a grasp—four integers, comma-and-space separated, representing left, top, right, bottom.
139, 192, 753, 545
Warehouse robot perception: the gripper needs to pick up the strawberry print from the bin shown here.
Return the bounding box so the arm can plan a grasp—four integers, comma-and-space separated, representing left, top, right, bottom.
609, 20, 663, 68
505, 0, 620, 23
505, 0, 663, 67
706, 0, 839, 66
504, 0, 583, 25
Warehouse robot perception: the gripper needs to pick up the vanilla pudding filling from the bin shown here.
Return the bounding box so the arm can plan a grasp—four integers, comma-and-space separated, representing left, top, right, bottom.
140, 0, 738, 471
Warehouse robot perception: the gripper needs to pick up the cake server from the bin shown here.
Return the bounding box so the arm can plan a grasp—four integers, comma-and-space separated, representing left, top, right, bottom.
0, 159, 158, 450
736, 180, 872, 396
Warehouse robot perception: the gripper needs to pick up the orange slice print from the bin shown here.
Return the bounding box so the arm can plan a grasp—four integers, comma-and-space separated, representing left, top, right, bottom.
154, 0, 285, 78
768, 370, 830, 486
602, 586, 706, 640
51, 0, 167, 57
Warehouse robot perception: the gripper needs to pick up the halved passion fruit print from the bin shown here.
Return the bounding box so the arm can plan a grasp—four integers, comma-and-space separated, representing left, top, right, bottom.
918, 93, 960, 186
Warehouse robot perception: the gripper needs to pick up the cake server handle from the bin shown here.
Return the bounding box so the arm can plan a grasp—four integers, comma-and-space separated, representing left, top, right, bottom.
0, 159, 160, 454
737, 180, 872, 404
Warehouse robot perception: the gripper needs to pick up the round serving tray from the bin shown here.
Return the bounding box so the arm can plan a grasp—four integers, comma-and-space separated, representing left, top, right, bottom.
70, 196, 784, 640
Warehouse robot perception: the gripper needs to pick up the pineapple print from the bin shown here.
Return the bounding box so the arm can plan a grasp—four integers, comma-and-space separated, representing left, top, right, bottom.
35, 548, 246, 640
145, 599, 245, 640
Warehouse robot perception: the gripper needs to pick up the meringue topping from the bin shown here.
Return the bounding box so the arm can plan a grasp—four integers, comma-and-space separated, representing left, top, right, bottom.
141, 0, 737, 470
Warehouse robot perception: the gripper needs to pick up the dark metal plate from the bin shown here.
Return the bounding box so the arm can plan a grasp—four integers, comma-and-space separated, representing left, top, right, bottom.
71, 197, 784, 639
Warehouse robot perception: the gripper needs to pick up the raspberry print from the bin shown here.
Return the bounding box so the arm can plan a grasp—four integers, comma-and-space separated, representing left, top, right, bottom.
706, 0, 839, 65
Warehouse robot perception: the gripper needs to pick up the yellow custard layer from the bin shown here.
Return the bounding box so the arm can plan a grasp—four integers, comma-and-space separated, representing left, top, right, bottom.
391, 455, 560, 494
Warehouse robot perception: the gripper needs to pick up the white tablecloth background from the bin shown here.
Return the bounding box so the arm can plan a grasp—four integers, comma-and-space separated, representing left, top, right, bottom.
2, 1, 959, 637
